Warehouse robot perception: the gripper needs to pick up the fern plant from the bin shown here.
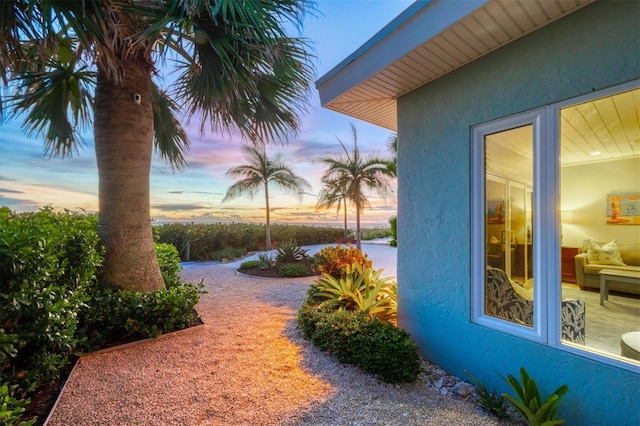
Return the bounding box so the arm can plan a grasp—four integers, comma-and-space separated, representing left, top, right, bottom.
502, 367, 568, 426
314, 264, 397, 321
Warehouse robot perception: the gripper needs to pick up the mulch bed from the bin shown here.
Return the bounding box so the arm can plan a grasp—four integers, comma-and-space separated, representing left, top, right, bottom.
238, 258, 319, 278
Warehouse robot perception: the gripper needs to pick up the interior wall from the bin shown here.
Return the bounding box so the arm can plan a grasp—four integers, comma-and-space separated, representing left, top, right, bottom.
561, 157, 640, 248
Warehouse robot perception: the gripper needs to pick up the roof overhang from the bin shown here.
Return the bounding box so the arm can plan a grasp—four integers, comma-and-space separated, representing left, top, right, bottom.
316, 0, 596, 131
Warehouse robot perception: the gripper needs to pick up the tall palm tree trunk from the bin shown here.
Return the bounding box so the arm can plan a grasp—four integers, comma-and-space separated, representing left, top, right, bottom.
94, 52, 165, 292
264, 182, 272, 250
355, 201, 362, 250
343, 199, 348, 241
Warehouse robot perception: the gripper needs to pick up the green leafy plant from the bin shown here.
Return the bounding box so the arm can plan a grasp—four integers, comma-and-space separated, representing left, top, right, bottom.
502, 367, 568, 426
465, 370, 510, 419
314, 264, 397, 322
239, 260, 261, 270
275, 239, 309, 263
303, 309, 420, 383
257, 252, 275, 270
0, 382, 35, 426
154, 243, 182, 288
389, 216, 397, 247
278, 263, 309, 277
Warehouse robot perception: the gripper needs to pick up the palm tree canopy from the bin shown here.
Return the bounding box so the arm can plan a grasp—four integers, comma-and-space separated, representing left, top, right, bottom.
222, 143, 311, 203
316, 174, 349, 214
2, 0, 316, 163
317, 124, 393, 206
1, 0, 317, 291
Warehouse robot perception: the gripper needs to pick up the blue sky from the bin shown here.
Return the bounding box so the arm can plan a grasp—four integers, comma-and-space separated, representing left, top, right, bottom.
0, 0, 413, 226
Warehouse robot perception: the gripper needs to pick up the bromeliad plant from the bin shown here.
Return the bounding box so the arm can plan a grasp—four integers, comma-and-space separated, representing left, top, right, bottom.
314, 245, 373, 277
502, 367, 568, 426
314, 264, 397, 322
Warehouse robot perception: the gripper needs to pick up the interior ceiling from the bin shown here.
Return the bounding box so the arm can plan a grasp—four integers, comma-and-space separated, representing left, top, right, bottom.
487, 88, 640, 182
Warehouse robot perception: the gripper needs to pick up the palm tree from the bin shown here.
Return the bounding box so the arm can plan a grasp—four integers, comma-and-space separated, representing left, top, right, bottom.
316, 174, 350, 242
1, 1, 315, 292
386, 133, 398, 177
222, 143, 311, 250
317, 124, 393, 250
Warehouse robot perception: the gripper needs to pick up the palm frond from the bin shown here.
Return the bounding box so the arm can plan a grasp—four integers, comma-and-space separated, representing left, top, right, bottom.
151, 81, 189, 171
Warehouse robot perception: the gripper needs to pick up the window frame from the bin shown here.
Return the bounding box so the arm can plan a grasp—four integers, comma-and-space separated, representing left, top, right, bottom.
471, 80, 640, 373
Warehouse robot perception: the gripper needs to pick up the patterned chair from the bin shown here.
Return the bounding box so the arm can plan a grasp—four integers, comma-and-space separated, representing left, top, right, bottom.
486, 266, 585, 344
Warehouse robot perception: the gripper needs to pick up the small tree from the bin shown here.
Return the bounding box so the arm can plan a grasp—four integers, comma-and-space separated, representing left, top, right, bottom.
222, 143, 311, 250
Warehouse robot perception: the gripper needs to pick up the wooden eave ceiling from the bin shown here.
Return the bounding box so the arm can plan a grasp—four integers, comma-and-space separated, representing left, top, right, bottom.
319, 0, 596, 132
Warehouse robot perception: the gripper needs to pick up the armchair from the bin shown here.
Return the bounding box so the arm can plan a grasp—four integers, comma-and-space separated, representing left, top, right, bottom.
485, 266, 585, 344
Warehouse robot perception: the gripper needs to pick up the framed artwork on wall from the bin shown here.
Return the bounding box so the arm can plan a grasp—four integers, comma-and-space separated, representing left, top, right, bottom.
606, 192, 640, 224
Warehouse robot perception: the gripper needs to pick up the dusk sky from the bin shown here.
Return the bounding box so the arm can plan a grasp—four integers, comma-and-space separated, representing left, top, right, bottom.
0, 0, 413, 227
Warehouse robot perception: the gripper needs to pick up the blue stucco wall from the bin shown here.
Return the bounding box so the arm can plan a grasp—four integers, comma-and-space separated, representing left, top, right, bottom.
396, 2, 639, 425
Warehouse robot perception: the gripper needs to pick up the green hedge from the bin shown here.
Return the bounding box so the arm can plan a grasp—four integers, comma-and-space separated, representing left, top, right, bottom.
297, 285, 421, 384
154, 223, 344, 261
0, 207, 202, 425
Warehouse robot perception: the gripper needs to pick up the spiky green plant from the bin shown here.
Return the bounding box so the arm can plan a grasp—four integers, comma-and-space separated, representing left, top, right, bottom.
276, 240, 309, 263
465, 370, 510, 419
314, 264, 396, 321
502, 367, 568, 426
257, 252, 275, 270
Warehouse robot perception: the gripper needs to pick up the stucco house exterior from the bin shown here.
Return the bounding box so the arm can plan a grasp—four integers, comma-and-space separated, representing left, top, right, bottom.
317, 1, 639, 424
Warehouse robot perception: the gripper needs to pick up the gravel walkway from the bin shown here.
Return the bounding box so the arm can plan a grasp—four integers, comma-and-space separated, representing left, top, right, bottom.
46, 243, 518, 425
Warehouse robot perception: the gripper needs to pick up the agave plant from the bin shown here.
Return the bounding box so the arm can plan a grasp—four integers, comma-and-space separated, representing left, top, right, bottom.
502, 367, 568, 426
276, 240, 309, 263
257, 252, 275, 270
314, 264, 397, 321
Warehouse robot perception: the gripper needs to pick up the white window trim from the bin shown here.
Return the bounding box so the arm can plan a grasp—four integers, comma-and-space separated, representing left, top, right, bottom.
471, 108, 547, 344
471, 80, 640, 374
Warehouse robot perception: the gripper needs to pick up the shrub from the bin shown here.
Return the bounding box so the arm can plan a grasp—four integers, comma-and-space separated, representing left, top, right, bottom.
0, 207, 101, 393
389, 216, 397, 247
154, 243, 182, 288
314, 264, 397, 322
275, 240, 309, 263
278, 263, 309, 277
302, 308, 421, 383
313, 245, 372, 278
361, 228, 392, 240
210, 246, 246, 261
154, 223, 343, 261
0, 382, 35, 426
239, 260, 261, 270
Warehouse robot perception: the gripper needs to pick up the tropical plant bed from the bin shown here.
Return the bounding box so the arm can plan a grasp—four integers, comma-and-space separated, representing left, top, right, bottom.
21, 316, 204, 426
238, 258, 319, 278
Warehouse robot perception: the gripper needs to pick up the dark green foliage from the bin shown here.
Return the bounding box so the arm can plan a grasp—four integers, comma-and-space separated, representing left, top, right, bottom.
389, 216, 397, 247
0, 207, 101, 393
278, 263, 309, 277
298, 289, 421, 384
239, 260, 261, 270
466, 370, 510, 419
0, 207, 203, 425
275, 240, 309, 263
77, 281, 203, 350
154, 223, 343, 261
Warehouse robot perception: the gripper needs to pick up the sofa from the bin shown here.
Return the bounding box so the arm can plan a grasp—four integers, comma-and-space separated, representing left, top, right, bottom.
575, 240, 640, 295
486, 266, 585, 344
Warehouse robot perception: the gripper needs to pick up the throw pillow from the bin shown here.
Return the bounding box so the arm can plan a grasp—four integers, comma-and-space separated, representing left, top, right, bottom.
586, 239, 626, 266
